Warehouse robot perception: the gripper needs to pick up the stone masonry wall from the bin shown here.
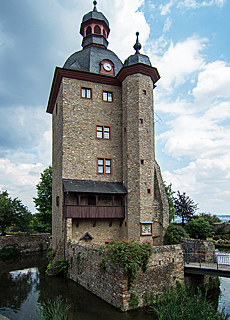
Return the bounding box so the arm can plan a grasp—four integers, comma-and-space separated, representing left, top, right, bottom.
62, 78, 123, 181
52, 82, 64, 248
0, 234, 51, 253
65, 242, 184, 311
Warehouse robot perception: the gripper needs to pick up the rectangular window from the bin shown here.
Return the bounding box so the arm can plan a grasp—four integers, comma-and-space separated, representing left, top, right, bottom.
103, 91, 113, 102
97, 158, 112, 174
96, 125, 111, 139
81, 87, 92, 99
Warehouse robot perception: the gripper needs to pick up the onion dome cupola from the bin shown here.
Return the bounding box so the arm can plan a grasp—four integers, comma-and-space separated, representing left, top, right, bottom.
63, 1, 123, 76
80, 1, 110, 49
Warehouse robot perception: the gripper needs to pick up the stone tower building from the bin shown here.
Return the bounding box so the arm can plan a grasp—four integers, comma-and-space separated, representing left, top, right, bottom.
47, 1, 169, 249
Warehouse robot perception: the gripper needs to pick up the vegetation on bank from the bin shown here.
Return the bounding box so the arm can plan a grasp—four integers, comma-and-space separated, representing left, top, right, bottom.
164, 183, 228, 244
0, 244, 20, 259
150, 284, 230, 320
99, 239, 152, 287
37, 295, 71, 320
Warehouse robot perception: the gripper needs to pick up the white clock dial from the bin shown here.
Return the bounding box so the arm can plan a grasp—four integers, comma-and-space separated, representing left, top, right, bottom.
103, 62, 112, 71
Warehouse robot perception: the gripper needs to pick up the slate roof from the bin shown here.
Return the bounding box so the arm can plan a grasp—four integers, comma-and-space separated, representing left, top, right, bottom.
63, 46, 123, 76
82, 10, 109, 27
124, 53, 152, 67
62, 179, 127, 195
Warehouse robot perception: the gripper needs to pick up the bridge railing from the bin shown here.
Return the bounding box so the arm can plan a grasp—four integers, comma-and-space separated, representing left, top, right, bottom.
183, 252, 230, 269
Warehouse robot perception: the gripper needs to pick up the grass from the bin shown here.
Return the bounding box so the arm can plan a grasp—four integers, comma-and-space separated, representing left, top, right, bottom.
37, 295, 71, 320
150, 285, 230, 320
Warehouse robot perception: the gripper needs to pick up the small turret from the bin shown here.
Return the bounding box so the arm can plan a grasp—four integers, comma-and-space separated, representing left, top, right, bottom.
80, 1, 110, 49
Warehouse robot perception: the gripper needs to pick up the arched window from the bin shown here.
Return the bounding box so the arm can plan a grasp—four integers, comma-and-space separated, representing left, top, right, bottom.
94, 25, 101, 34
103, 29, 106, 37
86, 26, 92, 35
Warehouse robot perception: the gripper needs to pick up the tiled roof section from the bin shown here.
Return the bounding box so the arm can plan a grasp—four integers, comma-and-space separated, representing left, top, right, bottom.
62, 179, 127, 195
63, 46, 123, 76
124, 53, 152, 67
82, 10, 109, 27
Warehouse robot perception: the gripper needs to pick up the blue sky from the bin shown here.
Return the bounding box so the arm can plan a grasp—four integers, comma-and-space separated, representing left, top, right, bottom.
0, 0, 229, 216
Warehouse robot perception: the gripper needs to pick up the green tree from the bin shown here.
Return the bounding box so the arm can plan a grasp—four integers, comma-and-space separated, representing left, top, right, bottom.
173, 191, 198, 226
164, 224, 189, 245
193, 212, 221, 225
165, 183, 176, 223
0, 191, 32, 234
185, 217, 212, 240
33, 166, 52, 233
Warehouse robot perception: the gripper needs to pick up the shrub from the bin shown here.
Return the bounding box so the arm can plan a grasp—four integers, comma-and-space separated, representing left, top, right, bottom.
164, 224, 189, 245
185, 218, 212, 240
0, 245, 20, 259
101, 239, 152, 287
46, 247, 55, 262
49, 258, 69, 277
128, 292, 139, 309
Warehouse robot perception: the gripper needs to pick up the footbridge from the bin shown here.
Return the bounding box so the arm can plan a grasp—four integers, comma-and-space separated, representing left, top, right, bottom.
184, 252, 230, 278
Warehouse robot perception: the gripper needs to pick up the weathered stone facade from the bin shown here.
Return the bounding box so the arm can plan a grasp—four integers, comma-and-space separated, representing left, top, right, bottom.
48, 3, 169, 250
0, 234, 51, 253
65, 242, 184, 311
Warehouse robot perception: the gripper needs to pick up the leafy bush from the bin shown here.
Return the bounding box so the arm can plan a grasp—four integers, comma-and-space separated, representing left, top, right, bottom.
128, 292, 139, 309
48, 258, 69, 277
37, 295, 71, 320
101, 239, 152, 287
0, 245, 20, 259
164, 224, 189, 245
185, 218, 212, 240
194, 213, 221, 225
151, 286, 230, 320
46, 247, 55, 262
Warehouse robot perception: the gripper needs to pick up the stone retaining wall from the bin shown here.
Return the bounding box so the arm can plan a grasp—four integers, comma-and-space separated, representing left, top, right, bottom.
65, 242, 184, 311
0, 234, 51, 253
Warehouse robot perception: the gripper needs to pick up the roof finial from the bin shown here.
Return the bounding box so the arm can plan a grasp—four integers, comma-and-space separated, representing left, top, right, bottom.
93, 0, 98, 11
133, 31, 142, 54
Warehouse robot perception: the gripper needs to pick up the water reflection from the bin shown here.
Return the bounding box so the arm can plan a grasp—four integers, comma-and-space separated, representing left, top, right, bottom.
0, 251, 230, 319
0, 254, 155, 320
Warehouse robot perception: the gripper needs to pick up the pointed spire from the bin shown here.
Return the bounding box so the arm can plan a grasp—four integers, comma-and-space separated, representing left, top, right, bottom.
133, 31, 142, 54
93, 0, 98, 12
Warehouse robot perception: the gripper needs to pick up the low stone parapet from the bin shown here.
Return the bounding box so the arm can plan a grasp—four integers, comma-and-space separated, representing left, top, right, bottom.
65, 242, 184, 311
0, 234, 51, 253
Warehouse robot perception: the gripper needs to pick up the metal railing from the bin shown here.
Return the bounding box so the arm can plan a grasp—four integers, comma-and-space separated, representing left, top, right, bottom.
183, 252, 230, 270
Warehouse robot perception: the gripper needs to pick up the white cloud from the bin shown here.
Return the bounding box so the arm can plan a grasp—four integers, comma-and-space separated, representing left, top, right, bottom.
192, 61, 230, 104
177, 0, 225, 9
108, 0, 149, 61
0, 158, 46, 213
159, 0, 175, 15
149, 36, 207, 92
163, 17, 172, 33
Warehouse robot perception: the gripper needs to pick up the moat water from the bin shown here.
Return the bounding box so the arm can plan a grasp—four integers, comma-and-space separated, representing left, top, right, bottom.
0, 251, 229, 319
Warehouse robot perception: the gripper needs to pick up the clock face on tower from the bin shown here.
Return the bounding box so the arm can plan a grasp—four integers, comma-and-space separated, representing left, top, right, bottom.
141, 223, 152, 235
103, 62, 112, 71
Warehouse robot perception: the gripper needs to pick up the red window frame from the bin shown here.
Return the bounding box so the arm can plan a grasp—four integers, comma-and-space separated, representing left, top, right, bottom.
81, 87, 92, 99
96, 125, 111, 140
97, 157, 112, 174
102, 91, 113, 102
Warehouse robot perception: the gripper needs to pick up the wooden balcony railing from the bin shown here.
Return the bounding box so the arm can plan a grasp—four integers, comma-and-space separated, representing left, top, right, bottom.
63, 205, 125, 219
